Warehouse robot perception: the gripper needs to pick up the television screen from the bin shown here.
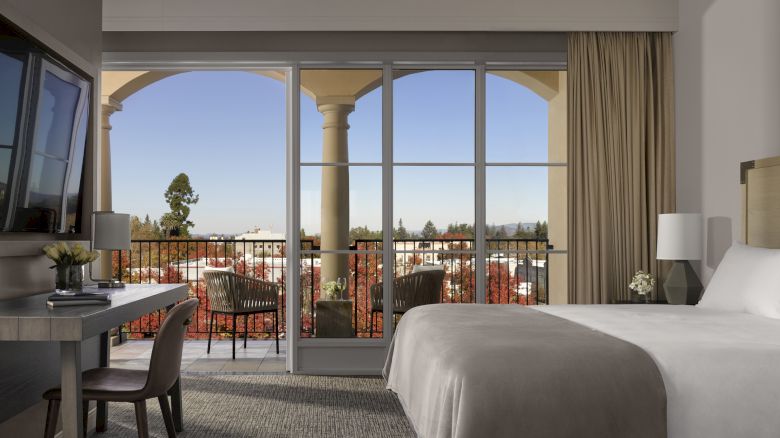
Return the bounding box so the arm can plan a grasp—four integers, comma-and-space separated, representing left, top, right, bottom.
1, 26, 90, 234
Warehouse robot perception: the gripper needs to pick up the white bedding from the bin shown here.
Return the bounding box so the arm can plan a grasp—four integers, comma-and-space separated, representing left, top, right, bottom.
538, 304, 780, 438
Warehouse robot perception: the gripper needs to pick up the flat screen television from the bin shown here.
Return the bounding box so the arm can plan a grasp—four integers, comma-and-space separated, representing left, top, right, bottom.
0, 21, 90, 234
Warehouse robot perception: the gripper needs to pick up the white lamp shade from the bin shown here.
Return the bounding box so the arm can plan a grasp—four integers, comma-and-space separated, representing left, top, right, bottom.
656, 213, 702, 260
93, 212, 131, 250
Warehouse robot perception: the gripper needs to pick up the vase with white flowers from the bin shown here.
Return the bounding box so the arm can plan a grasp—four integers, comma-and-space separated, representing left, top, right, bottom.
43, 242, 99, 292
321, 278, 347, 300
628, 270, 655, 303
316, 278, 353, 337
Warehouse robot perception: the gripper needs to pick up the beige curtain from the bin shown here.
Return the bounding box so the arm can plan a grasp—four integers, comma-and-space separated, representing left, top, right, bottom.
568, 32, 676, 304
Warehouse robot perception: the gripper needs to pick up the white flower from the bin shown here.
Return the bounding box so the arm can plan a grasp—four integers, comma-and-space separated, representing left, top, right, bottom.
629, 270, 656, 295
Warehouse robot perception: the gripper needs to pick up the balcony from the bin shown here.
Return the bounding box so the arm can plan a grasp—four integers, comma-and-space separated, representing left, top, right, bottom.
113, 238, 550, 339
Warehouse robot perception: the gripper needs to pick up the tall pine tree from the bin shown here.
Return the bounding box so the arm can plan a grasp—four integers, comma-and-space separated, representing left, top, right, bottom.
160, 173, 199, 237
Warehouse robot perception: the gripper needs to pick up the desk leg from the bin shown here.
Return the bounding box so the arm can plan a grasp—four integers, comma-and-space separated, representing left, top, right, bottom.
61, 341, 84, 438
96, 331, 110, 432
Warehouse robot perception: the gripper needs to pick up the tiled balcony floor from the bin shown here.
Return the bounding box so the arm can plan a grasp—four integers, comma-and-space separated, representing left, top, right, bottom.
110, 340, 287, 374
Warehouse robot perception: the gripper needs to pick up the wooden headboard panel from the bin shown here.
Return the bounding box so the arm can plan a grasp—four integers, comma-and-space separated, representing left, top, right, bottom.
741, 156, 780, 248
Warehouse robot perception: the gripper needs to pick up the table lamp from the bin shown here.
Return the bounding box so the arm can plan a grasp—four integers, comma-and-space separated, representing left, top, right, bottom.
93, 211, 131, 288
656, 213, 703, 304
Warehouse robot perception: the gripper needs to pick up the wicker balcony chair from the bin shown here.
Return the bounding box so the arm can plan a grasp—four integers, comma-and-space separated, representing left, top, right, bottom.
369, 269, 445, 337
204, 270, 280, 359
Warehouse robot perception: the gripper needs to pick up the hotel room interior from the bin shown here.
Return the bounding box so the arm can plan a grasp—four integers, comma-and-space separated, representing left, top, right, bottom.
0, 0, 779, 437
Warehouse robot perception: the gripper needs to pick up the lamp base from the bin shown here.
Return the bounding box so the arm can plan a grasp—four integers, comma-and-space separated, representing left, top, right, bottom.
663, 260, 703, 305
97, 280, 125, 289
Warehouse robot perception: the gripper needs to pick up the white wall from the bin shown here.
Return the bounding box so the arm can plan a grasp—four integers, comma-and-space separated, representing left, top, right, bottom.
104, 0, 678, 32
675, 0, 780, 282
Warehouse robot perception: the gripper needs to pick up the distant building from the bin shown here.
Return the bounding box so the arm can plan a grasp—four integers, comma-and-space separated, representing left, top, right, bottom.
234, 227, 285, 256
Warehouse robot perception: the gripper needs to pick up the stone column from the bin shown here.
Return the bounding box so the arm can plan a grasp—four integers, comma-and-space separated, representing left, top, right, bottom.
318, 102, 354, 289
99, 97, 122, 279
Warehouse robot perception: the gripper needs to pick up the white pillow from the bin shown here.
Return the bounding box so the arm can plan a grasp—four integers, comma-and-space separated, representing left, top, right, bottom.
697, 243, 780, 318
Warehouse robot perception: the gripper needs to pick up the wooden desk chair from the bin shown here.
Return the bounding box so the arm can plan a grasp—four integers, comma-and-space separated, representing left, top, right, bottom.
42, 299, 198, 438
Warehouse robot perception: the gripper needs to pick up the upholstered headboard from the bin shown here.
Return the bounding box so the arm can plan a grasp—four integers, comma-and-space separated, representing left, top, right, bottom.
741, 156, 780, 248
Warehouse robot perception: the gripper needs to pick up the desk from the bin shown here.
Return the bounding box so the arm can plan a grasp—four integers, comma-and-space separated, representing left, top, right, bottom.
0, 284, 188, 438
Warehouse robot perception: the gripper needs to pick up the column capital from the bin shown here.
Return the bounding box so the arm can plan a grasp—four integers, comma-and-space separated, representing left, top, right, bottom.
100, 96, 123, 131
101, 96, 123, 116
317, 101, 355, 131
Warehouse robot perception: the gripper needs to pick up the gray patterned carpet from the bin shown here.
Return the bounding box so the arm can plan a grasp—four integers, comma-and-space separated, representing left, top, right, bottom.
102, 374, 415, 437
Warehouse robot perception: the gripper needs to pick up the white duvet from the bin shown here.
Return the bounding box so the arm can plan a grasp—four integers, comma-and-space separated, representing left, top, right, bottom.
537, 305, 780, 438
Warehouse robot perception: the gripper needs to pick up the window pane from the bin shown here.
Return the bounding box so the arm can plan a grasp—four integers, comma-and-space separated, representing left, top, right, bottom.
394, 166, 474, 236
25, 154, 66, 221
393, 70, 474, 162
0, 52, 24, 146
392, 247, 476, 304
486, 71, 566, 163
487, 250, 548, 305
34, 71, 80, 159
300, 166, 382, 248
486, 166, 565, 306
300, 69, 382, 163
486, 166, 557, 239
0, 147, 11, 222
65, 103, 88, 232
300, 251, 383, 338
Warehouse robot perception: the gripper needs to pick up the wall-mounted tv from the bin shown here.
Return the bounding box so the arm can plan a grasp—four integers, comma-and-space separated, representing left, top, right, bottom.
0, 23, 90, 234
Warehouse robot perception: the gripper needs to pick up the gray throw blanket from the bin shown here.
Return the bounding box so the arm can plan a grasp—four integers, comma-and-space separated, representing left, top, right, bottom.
383, 304, 666, 438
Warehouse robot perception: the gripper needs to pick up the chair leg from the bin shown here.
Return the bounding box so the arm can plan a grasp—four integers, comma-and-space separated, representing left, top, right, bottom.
83, 400, 89, 437
244, 314, 248, 349
207, 312, 214, 354
232, 315, 237, 360
134, 400, 149, 438
274, 311, 279, 355
158, 395, 176, 438
370, 312, 374, 338
44, 400, 60, 438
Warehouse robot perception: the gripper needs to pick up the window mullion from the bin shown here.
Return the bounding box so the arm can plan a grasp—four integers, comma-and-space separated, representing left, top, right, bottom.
286, 66, 301, 372
382, 64, 394, 339
475, 64, 487, 304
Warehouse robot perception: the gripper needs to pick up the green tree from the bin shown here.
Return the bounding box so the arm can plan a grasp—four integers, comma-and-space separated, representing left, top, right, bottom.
496, 225, 508, 238
160, 173, 199, 237
446, 222, 474, 238
422, 220, 438, 239
394, 218, 410, 240
349, 225, 382, 241
130, 214, 163, 240
534, 220, 548, 239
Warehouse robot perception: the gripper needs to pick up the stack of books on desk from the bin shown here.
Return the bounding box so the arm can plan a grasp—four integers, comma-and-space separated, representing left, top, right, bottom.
47, 292, 112, 307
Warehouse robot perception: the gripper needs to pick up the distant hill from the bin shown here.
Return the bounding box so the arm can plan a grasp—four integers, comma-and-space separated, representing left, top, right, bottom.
492, 223, 538, 235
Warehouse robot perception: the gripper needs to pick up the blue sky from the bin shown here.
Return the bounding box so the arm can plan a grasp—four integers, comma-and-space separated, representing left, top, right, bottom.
112, 70, 550, 235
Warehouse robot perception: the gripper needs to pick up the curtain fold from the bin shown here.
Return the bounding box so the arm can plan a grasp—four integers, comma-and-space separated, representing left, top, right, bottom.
568, 32, 676, 304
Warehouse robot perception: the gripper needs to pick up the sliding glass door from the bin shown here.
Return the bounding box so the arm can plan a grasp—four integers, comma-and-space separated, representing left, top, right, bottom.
287, 64, 566, 372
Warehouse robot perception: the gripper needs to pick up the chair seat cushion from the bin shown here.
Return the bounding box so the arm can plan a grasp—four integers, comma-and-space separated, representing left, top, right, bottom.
43, 368, 149, 402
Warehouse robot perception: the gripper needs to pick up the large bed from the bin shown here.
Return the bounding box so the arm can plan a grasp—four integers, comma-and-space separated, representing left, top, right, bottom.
384, 157, 780, 438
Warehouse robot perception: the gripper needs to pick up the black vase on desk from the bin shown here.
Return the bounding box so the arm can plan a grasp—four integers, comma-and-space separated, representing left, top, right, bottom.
55, 265, 84, 292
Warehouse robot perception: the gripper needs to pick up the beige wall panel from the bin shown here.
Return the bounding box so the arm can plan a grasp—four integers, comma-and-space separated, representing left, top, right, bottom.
104, 0, 677, 32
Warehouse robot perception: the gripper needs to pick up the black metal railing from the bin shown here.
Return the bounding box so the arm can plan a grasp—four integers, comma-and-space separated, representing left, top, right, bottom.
114, 238, 549, 339
353, 238, 549, 336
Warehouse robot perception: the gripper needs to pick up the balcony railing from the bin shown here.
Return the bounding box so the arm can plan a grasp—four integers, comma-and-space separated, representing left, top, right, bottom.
113, 238, 548, 339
